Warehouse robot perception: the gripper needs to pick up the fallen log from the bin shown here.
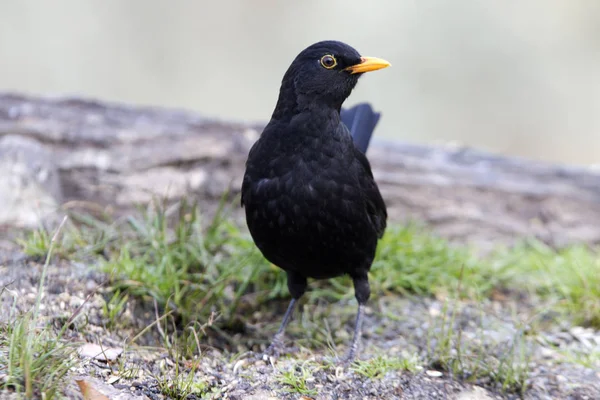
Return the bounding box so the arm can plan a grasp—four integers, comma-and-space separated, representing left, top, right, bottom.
1, 92, 599, 248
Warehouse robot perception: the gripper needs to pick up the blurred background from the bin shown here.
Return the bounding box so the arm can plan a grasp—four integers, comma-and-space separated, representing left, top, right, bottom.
1, 0, 598, 165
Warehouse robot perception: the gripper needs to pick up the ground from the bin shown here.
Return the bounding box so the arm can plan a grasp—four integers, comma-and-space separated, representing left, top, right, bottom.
1, 204, 600, 399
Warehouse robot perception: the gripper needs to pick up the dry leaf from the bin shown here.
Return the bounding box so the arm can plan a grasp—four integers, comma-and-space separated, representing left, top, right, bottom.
76, 377, 149, 400
75, 379, 110, 400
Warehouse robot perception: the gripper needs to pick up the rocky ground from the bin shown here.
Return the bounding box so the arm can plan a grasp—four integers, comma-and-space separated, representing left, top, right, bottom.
1, 93, 600, 400
1, 237, 600, 400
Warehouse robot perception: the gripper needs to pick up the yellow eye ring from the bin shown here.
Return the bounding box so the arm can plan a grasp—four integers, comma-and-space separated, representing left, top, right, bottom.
320, 55, 337, 69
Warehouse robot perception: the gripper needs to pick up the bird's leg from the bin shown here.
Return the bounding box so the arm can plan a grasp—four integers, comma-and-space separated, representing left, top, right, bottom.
263, 298, 296, 357
263, 272, 307, 359
342, 274, 370, 364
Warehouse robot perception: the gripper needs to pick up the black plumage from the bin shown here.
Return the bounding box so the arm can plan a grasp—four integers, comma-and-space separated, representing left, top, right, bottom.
241, 40, 390, 362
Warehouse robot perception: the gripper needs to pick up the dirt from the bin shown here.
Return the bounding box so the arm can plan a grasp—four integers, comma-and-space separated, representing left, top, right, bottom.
1, 243, 599, 400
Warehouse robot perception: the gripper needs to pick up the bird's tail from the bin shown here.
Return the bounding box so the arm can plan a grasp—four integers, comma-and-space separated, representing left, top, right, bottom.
341, 103, 381, 154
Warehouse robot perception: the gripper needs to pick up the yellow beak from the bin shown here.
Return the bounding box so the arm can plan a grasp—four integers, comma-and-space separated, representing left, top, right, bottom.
345, 56, 391, 74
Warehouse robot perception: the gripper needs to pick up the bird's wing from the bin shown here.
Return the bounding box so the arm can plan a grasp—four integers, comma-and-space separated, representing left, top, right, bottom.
354, 147, 387, 238
241, 120, 283, 207
241, 140, 262, 207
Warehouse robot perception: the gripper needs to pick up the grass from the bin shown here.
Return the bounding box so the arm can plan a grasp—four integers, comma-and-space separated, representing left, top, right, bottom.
426, 295, 533, 395
373, 227, 600, 330
350, 353, 421, 379
151, 315, 216, 399
371, 225, 495, 298
493, 241, 600, 327
101, 290, 129, 329
155, 354, 211, 400
0, 309, 74, 398
562, 349, 600, 369
101, 199, 287, 326
15, 199, 600, 331
8, 198, 600, 397
17, 212, 113, 262
275, 360, 319, 396
1, 217, 75, 399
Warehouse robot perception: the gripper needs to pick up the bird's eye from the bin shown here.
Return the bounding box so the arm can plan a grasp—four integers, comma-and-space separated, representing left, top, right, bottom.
320, 55, 337, 69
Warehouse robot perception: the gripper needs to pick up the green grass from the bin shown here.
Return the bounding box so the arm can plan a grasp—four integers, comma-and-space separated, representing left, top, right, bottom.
275, 360, 319, 396
15, 199, 600, 331
426, 296, 532, 395
350, 353, 421, 379
562, 349, 600, 369
17, 212, 114, 261
492, 241, 600, 327
152, 317, 216, 399
372, 226, 600, 330
11, 198, 600, 397
371, 225, 495, 297
101, 290, 129, 329
0, 312, 74, 398
2, 217, 75, 399
155, 354, 211, 400
100, 199, 286, 326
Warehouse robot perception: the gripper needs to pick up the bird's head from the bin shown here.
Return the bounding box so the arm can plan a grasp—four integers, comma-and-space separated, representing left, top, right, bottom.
273, 40, 390, 118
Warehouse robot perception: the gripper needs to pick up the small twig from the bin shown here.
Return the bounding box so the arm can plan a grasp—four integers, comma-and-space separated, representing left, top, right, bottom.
0, 280, 15, 296
61, 200, 109, 216
33, 215, 69, 319
189, 326, 202, 358
153, 298, 168, 345
128, 309, 175, 346
65, 278, 109, 327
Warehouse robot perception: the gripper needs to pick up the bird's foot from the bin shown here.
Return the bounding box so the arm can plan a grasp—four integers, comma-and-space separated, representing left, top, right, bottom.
261, 333, 285, 362
339, 333, 362, 366
339, 348, 358, 367
340, 301, 366, 366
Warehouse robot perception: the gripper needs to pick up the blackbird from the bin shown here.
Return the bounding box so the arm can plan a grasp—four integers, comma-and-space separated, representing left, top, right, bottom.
241, 40, 390, 362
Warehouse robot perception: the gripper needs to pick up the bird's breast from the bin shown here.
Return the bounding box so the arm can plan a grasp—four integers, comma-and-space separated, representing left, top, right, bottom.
243, 123, 378, 276
246, 143, 367, 237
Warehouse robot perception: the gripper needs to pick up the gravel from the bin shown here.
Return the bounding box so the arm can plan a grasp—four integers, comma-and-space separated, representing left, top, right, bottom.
1, 246, 599, 399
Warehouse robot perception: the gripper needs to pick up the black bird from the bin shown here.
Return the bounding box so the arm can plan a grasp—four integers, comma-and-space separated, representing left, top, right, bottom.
241, 40, 390, 362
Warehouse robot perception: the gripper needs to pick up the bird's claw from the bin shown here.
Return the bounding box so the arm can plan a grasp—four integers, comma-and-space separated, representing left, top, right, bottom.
339, 351, 357, 367
261, 334, 285, 362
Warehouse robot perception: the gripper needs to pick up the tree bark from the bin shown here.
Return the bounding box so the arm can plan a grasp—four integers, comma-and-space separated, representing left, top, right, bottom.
1, 92, 599, 248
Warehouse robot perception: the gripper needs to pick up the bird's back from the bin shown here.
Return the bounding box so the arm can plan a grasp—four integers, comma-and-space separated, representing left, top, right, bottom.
242, 111, 386, 279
